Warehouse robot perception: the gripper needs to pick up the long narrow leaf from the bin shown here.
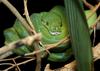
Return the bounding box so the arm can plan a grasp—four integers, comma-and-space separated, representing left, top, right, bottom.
64, 0, 94, 71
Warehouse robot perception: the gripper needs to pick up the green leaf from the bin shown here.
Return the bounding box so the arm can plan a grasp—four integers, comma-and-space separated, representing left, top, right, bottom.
64, 0, 94, 71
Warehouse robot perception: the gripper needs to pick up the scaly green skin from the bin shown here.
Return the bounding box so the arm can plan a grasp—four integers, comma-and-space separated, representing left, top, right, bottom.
13, 19, 34, 52
29, 6, 72, 62
30, 6, 97, 62
30, 6, 70, 52
4, 28, 31, 55
3, 6, 97, 62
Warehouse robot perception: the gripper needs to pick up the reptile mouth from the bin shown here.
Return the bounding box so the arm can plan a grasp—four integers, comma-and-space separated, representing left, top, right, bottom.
49, 31, 61, 35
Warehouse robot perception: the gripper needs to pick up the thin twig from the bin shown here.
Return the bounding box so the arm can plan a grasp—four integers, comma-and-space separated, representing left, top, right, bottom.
0, 0, 33, 34
23, 0, 36, 34
0, 51, 13, 59
0, 56, 33, 62
23, 0, 41, 71
25, 36, 69, 56
12, 59, 21, 71
1, 56, 35, 71
0, 1, 100, 71
93, 27, 96, 46
34, 43, 42, 71
4, 58, 35, 71
23, 0, 50, 53
90, 15, 100, 46
90, 15, 100, 29
1, 42, 100, 71
0, 56, 23, 62
87, 2, 100, 19
0, 63, 14, 66
83, 0, 94, 9
0, 37, 69, 71
3, 65, 15, 71
44, 43, 100, 71
45, 36, 70, 48
1, 12, 99, 58
0, 33, 41, 56
1, 40, 100, 71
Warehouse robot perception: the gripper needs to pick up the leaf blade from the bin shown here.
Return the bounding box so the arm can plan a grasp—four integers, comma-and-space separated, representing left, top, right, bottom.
64, 0, 94, 71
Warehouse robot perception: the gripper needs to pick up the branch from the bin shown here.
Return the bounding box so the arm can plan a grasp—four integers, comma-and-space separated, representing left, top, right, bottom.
0, 33, 41, 56
22, 1, 100, 58
0, 51, 13, 59
12, 58, 21, 71
23, 0, 36, 34
23, 0, 41, 71
0, 0, 33, 34
87, 2, 100, 19
4, 58, 35, 71
90, 15, 100, 29
25, 36, 69, 56
83, 0, 94, 9
1, 42, 100, 71
44, 43, 100, 71
0, 0, 100, 71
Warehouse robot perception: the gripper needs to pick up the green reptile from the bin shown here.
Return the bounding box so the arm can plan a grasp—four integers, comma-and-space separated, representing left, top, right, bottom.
4, 6, 97, 62
30, 6, 70, 52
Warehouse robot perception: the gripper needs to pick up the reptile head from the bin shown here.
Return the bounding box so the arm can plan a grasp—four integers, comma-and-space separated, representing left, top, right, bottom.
41, 12, 62, 36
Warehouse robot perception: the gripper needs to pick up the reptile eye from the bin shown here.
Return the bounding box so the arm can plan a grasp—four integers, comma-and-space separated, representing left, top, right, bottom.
41, 19, 48, 25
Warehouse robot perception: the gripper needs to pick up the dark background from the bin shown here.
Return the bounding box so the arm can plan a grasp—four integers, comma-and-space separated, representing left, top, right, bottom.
0, 0, 100, 71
